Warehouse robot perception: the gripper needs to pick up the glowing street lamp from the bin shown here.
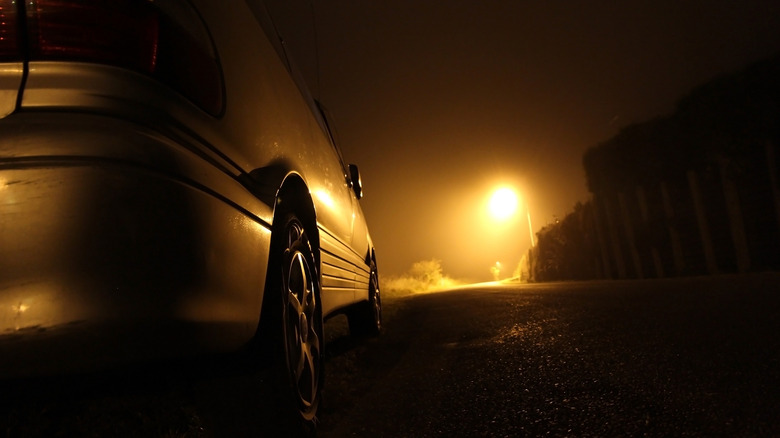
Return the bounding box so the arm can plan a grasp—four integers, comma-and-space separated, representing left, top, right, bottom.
488, 186, 535, 247
488, 187, 518, 220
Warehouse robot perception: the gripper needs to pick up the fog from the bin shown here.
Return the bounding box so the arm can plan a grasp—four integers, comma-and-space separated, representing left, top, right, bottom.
265, 0, 780, 280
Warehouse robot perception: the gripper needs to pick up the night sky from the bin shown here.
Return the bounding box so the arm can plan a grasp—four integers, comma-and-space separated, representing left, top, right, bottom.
267, 0, 780, 281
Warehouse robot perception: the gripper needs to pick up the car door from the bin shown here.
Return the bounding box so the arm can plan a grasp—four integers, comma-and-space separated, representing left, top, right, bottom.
346, 163, 372, 296
310, 106, 367, 315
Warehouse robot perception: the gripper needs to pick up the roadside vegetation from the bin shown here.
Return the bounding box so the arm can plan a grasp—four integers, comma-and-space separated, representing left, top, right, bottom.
382, 259, 462, 298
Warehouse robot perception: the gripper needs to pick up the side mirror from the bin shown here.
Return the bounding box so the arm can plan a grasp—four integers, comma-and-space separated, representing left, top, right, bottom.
348, 164, 363, 199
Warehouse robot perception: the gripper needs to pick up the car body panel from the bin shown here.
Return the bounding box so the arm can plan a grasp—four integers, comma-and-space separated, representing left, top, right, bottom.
319, 225, 369, 316
0, 115, 273, 376
0, 63, 23, 119
0, 0, 377, 377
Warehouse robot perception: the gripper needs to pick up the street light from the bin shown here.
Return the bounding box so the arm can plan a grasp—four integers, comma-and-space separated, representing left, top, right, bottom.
488, 187, 518, 220
488, 186, 535, 247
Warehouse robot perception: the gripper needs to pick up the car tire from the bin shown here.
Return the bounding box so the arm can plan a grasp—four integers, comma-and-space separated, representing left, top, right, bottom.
347, 264, 382, 337
266, 214, 323, 436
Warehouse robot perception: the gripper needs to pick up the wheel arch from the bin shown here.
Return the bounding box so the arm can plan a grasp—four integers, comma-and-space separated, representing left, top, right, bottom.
244, 164, 321, 264
254, 171, 321, 339
368, 247, 378, 271
274, 172, 320, 265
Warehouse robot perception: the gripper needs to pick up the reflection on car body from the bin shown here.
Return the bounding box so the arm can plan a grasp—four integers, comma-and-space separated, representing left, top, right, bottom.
0, 0, 380, 430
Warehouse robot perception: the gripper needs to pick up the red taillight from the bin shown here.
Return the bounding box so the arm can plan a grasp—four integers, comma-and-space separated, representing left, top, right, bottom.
21, 0, 223, 115
0, 0, 20, 59
27, 0, 160, 73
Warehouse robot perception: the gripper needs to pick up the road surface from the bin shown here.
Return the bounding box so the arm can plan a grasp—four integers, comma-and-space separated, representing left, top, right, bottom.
318, 274, 780, 437
1, 274, 778, 436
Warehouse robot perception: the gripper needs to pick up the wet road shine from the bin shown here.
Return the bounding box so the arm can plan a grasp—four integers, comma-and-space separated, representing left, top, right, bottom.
319, 275, 780, 437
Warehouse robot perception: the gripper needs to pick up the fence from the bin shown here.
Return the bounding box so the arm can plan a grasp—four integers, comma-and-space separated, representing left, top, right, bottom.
591, 142, 780, 279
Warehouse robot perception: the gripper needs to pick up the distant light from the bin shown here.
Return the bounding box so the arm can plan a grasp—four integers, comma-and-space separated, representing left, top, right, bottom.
13, 302, 29, 314
488, 187, 518, 220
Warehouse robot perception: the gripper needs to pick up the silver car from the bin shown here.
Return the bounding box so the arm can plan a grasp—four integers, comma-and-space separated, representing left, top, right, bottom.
0, 0, 381, 430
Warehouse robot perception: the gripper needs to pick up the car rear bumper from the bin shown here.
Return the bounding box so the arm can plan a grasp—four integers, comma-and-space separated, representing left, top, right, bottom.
0, 113, 273, 377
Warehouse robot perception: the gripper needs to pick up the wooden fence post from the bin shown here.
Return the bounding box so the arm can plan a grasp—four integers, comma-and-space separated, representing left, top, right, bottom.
660, 181, 686, 275
591, 197, 612, 279
619, 192, 644, 279
602, 195, 627, 279
636, 185, 664, 277
718, 156, 751, 273
688, 170, 718, 274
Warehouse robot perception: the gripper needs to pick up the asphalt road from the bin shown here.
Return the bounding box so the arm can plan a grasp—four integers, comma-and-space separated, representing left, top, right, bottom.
318, 274, 780, 437
2, 274, 779, 437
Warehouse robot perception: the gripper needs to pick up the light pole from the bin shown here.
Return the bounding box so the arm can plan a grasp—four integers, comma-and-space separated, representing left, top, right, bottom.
487, 186, 536, 281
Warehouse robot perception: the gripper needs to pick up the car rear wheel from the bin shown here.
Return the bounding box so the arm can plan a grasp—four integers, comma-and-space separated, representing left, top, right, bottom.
347, 264, 382, 336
